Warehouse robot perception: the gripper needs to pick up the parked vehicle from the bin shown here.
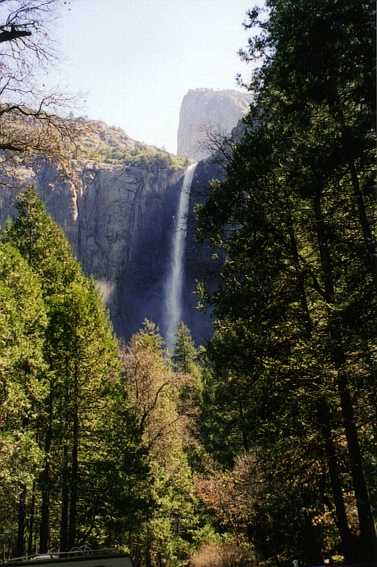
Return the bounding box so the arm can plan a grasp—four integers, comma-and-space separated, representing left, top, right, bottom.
2, 549, 133, 567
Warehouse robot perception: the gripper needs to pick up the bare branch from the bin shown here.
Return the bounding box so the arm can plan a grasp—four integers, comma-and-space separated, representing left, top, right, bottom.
0, 26, 31, 43
0, 1, 77, 169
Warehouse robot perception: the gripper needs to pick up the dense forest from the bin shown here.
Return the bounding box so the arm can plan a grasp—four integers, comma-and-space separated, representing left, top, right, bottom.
0, 1, 376, 567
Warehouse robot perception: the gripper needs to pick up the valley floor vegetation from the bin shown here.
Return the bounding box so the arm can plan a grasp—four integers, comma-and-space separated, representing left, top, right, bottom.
0, 1, 376, 567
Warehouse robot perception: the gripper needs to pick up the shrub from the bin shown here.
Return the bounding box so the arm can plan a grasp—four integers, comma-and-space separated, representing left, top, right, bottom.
189, 542, 255, 567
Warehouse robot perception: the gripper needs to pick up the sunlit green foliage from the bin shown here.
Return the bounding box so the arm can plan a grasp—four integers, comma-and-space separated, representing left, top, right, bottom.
118, 322, 203, 566
0, 244, 47, 543
0, 190, 122, 554
77, 120, 189, 169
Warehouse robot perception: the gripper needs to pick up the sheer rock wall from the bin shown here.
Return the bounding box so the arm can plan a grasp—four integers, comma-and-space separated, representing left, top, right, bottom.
0, 119, 226, 344
0, 157, 183, 339
177, 88, 250, 161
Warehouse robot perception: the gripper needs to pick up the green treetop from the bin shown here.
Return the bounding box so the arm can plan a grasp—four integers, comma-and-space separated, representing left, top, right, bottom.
0, 243, 47, 547
2, 187, 83, 296
173, 322, 199, 374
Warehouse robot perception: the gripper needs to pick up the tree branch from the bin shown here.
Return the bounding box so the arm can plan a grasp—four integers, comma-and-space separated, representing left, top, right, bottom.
0, 27, 32, 44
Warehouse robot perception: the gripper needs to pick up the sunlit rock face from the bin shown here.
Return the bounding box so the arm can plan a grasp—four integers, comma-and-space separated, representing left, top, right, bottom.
177, 88, 250, 161
0, 120, 222, 345
0, 155, 182, 339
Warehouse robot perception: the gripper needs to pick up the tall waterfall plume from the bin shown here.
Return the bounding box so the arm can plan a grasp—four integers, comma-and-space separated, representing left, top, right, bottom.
164, 163, 197, 351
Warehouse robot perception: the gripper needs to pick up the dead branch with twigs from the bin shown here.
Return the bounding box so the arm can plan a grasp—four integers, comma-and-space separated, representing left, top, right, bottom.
0, 1, 86, 171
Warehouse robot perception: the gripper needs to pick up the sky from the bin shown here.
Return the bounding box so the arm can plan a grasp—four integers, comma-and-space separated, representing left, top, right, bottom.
49, 0, 261, 153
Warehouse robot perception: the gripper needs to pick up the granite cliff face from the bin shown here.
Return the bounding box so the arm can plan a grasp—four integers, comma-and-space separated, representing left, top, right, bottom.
0, 119, 220, 344
0, 122, 188, 340
183, 157, 224, 343
177, 88, 250, 161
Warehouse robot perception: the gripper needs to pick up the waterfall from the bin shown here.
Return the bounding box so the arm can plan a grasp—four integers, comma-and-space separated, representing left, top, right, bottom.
164, 162, 197, 351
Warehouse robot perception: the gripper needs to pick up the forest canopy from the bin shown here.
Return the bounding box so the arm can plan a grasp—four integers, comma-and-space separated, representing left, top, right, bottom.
0, 1, 376, 567
197, 0, 376, 564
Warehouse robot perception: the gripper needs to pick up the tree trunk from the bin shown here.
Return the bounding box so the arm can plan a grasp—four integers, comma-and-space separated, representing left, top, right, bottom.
39, 392, 53, 553
60, 444, 70, 551
27, 483, 36, 556
316, 400, 355, 562
39, 462, 50, 553
68, 370, 79, 549
313, 192, 334, 303
289, 213, 354, 561
145, 543, 152, 567
313, 189, 376, 562
39, 465, 50, 553
287, 213, 313, 336
337, 373, 377, 561
347, 156, 377, 288
16, 487, 27, 557
334, 101, 377, 289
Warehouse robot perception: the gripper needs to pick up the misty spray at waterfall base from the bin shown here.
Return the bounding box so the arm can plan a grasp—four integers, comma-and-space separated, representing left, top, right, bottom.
164, 163, 197, 351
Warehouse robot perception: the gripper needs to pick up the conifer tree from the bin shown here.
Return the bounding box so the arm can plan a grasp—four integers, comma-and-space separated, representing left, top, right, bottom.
173, 323, 198, 374
46, 280, 120, 550
2, 188, 121, 552
0, 243, 47, 557
3, 187, 83, 296
198, 0, 376, 563
120, 322, 201, 565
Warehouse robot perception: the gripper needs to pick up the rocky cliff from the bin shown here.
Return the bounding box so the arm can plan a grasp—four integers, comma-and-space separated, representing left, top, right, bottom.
0, 119, 220, 344
177, 88, 250, 161
183, 157, 224, 343
0, 121, 185, 339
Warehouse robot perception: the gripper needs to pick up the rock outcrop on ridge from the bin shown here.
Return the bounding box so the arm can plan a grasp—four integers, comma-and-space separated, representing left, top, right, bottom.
177, 88, 250, 161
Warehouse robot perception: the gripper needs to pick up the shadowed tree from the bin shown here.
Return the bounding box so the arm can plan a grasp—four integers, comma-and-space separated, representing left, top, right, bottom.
198, 0, 376, 563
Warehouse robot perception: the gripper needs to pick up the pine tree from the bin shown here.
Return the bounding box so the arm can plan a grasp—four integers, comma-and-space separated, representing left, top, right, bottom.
2, 188, 121, 552
45, 280, 120, 550
120, 322, 202, 565
173, 323, 199, 374
0, 243, 47, 557
198, 0, 376, 563
2, 187, 82, 296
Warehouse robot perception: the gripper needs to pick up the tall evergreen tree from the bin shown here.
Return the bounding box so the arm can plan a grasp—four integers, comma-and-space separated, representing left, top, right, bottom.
198, 0, 376, 563
0, 243, 47, 557
120, 322, 202, 566
173, 323, 199, 374
3, 187, 83, 296
2, 189, 121, 552
45, 280, 120, 550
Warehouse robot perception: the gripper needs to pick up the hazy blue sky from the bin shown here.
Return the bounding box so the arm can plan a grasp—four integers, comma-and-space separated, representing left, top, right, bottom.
50, 0, 261, 153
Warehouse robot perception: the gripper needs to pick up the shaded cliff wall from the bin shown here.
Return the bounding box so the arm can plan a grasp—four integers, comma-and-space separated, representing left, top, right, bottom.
0, 158, 185, 340
112, 166, 182, 339
0, 155, 226, 345
182, 158, 224, 344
